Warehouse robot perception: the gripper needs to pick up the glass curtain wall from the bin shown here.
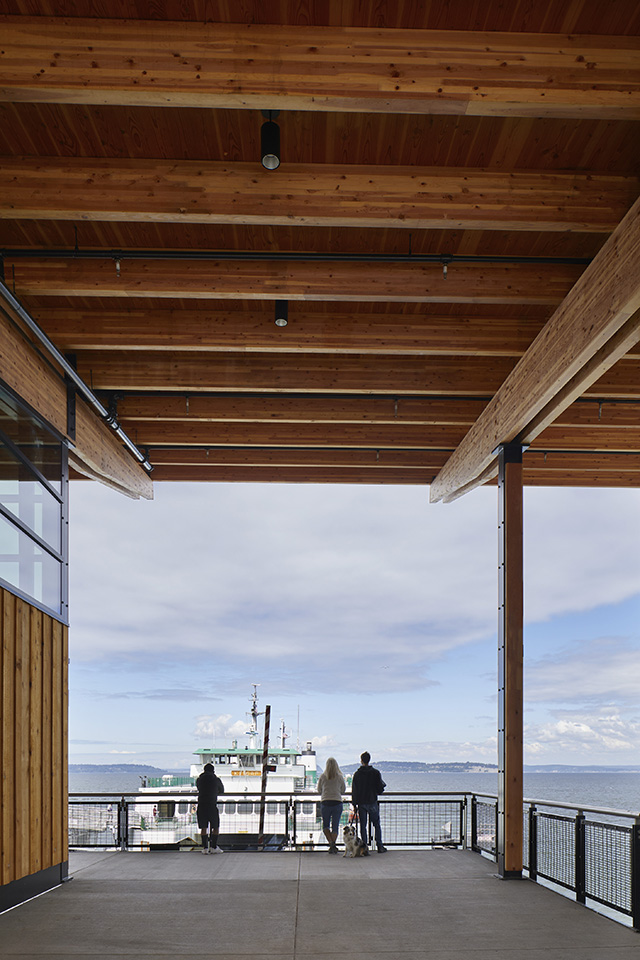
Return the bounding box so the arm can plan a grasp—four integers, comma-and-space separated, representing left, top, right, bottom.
0, 383, 68, 621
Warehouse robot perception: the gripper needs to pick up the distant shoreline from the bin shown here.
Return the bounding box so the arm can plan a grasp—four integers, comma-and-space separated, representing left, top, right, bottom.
69, 761, 640, 775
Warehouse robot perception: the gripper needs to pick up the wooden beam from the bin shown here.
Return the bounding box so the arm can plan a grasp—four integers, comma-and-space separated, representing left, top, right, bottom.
36, 306, 549, 357
1, 18, 639, 119
72, 350, 639, 397
124, 465, 437, 484
116, 394, 488, 424
146, 447, 451, 469
531, 425, 640, 452
0, 301, 153, 500
112, 394, 640, 428
10, 258, 583, 305
3, 158, 637, 233
118, 421, 466, 449
429, 196, 640, 502
76, 351, 517, 394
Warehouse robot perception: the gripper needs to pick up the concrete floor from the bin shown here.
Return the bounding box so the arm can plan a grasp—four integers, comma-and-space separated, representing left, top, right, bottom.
1, 849, 638, 959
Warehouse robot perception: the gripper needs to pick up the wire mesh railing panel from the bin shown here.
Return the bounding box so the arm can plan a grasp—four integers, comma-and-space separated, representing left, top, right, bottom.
69, 802, 119, 848
585, 821, 633, 915
536, 813, 575, 890
474, 800, 496, 854
522, 809, 529, 870
378, 800, 463, 846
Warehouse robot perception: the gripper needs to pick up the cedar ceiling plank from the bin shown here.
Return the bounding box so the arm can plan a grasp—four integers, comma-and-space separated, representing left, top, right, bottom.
9, 258, 583, 305
429, 196, 640, 502
1, 18, 639, 119
36, 307, 549, 357
3, 158, 638, 233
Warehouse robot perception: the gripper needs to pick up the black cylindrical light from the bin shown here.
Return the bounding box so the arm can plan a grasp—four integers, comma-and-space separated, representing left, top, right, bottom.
274, 300, 288, 326
261, 111, 280, 170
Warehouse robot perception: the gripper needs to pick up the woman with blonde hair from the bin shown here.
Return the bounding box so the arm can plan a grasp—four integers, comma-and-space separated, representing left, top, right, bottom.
317, 757, 346, 854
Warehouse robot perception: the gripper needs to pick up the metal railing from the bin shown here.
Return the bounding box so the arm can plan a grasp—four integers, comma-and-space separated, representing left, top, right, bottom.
68, 791, 468, 852
470, 793, 640, 929
68, 790, 640, 929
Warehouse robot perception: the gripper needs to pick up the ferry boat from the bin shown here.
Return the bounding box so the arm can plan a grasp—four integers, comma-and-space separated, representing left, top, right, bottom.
134, 687, 326, 850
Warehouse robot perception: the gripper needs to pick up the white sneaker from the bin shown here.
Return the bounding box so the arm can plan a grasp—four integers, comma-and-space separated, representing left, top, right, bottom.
210, 846, 224, 854
201, 847, 208, 855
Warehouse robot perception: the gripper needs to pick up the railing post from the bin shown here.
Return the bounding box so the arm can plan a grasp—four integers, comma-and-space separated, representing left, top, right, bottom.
575, 811, 586, 904
118, 797, 128, 850
471, 795, 478, 851
631, 820, 640, 930
461, 797, 467, 849
528, 804, 537, 881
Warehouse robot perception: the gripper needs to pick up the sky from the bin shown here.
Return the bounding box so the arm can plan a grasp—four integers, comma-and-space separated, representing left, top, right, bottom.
67, 480, 640, 770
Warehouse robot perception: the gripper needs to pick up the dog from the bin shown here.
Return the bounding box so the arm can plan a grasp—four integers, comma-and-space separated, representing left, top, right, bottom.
342, 824, 369, 857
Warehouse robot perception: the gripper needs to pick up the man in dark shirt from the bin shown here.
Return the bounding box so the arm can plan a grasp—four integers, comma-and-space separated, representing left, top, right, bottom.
196, 762, 225, 854
351, 751, 387, 852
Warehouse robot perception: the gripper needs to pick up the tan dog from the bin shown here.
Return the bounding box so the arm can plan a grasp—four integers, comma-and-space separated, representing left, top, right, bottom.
343, 824, 369, 857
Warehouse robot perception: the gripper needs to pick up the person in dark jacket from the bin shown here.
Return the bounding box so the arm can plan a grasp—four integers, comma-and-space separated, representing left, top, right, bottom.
351, 751, 387, 852
196, 762, 225, 854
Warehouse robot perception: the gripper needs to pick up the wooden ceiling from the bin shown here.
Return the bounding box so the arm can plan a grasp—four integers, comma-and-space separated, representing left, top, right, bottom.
0, 1, 639, 495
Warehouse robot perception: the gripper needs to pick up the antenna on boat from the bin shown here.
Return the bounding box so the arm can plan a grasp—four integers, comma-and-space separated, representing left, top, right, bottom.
247, 683, 263, 749
280, 718, 289, 749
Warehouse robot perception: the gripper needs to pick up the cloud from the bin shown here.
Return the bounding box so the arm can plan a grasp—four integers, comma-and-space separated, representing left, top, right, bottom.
108, 749, 137, 755
68, 482, 640, 700
105, 688, 218, 702
526, 637, 640, 705
193, 714, 248, 742
525, 709, 640, 760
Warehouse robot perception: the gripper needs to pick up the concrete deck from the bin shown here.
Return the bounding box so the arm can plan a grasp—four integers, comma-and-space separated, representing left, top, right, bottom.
1, 849, 638, 959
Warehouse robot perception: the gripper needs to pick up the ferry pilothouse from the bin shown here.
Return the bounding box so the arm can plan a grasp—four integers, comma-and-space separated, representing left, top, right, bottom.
135, 687, 330, 850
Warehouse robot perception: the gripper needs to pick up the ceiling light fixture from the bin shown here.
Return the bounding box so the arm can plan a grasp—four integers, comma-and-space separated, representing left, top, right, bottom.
261, 110, 281, 170
274, 300, 288, 326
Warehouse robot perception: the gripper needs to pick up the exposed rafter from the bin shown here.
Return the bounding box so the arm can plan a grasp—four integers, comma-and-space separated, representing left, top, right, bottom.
1, 18, 639, 119
2, 158, 637, 232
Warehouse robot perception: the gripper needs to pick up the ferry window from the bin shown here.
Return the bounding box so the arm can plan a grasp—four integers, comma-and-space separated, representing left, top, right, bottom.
301, 802, 314, 815
0, 384, 67, 620
237, 801, 252, 814
223, 802, 235, 815
280, 802, 287, 815
177, 802, 188, 814
266, 802, 277, 814
158, 802, 175, 818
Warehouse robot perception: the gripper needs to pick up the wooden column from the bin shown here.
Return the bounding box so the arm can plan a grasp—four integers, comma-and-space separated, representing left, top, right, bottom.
497, 443, 524, 878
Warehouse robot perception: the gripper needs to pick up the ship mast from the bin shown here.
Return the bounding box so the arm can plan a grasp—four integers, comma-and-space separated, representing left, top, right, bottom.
247, 683, 262, 749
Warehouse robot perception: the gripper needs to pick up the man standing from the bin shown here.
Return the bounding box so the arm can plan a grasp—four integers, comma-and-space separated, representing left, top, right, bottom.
351, 751, 387, 852
196, 762, 225, 854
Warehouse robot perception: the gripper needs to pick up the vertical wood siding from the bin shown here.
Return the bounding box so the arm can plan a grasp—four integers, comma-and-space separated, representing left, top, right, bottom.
0, 588, 68, 886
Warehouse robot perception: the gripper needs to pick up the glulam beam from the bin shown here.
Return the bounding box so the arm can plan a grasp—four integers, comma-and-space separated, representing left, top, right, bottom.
430, 196, 640, 502
10, 258, 583, 305
3, 158, 637, 233
1, 18, 639, 119
35, 306, 549, 357
72, 351, 639, 397
0, 299, 153, 500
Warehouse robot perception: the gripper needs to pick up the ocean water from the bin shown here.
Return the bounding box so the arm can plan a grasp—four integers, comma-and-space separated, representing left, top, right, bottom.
69, 769, 640, 815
